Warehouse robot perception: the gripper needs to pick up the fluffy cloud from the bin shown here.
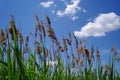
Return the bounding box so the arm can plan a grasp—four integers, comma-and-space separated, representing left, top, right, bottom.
74, 12, 120, 37
40, 1, 53, 8
56, 0, 81, 20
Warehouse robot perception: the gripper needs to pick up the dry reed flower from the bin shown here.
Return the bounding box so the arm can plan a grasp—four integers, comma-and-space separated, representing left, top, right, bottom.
96, 48, 100, 60
36, 45, 42, 55
26, 36, 29, 43
35, 15, 46, 37
9, 15, 21, 42
117, 58, 120, 62
72, 53, 75, 59
35, 27, 37, 37
77, 46, 83, 54
35, 14, 39, 21
45, 15, 51, 26
72, 57, 78, 63
55, 54, 59, 61
105, 70, 109, 76
47, 27, 58, 44
72, 63, 76, 68
83, 48, 91, 65
23, 45, 28, 54
0, 29, 6, 46
35, 15, 42, 32
56, 45, 62, 53
66, 32, 72, 45
68, 32, 71, 37
66, 52, 70, 59
45, 48, 48, 57
115, 57, 120, 62
114, 52, 117, 57
111, 45, 116, 52
90, 46, 94, 60
9, 15, 17, 37
45, 16, 60, 48
91, 46, 94, 55
111, 46, 118, 57
41, 21, 46, 37
5, 28, 8, 40
33, 41, 40, 46
103, 65, 111, 71
83, 48, 89, 58
23, 36, 29, 53
79, 59, 83, 66
73, 34, 78, 49
62, 38, 67, 51
66, 38, 71, 45
72, 53, 78, 63
61, 48, 64, 52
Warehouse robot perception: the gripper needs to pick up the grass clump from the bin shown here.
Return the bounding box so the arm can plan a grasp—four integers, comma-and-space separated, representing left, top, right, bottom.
0, 15, 120, 80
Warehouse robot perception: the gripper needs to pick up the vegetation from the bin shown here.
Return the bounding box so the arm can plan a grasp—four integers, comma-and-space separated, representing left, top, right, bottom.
0, 15, 120, 80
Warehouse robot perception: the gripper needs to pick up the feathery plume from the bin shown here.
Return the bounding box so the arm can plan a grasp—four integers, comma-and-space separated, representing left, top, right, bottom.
96, 48, 100, 60
0, 29, 6, 46
45, 15, 51, 26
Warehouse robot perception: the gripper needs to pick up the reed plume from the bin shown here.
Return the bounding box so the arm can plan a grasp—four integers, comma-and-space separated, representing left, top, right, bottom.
45, 16, 60, 49
0, 29, 6, 46
35, 15, 46, 37
9, 15, 21, 42
96, 48, 100, 60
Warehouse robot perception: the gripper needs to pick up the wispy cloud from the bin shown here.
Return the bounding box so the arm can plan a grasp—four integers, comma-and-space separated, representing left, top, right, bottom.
82, 9, 87, 13
74, 12, 120, 37
51, 10, 55, 14
56, 0, 81, 20
40, 1, 54, 8
61, 0, 65, 2
72, 16, 78, 21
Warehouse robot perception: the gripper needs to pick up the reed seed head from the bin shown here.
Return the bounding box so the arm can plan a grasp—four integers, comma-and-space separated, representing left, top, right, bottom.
45, 15, 51, 26
36, 45, 42, 55
0, 29, 6, 46
79, 59, 83, 66
96, 48, 100, 60
103, 65, 111, 71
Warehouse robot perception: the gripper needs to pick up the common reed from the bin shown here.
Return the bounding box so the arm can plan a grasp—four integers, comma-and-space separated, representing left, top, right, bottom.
0, 15, 120, 80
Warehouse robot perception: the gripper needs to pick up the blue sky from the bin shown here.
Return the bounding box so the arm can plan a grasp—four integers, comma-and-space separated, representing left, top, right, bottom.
0, 0, 120, 65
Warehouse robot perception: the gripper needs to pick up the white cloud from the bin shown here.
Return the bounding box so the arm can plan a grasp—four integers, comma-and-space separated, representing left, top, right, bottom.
72, 16, 78, 21
74, 12, 120, 37
61, 0, 68, 5
87, 17, 94, 22
56, 0, 81, 17
51, 10, 55, 14
82, 9, 87, 13
40, 1, 54, 8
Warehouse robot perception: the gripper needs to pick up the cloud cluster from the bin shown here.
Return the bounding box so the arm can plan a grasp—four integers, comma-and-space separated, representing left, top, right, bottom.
40, 0, 85, 21
56, 0, 81, 20
74, 12, 120, 37
40, 1, 54, 8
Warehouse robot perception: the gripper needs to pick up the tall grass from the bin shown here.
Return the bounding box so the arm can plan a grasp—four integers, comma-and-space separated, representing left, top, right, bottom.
0, 15, 120, 80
